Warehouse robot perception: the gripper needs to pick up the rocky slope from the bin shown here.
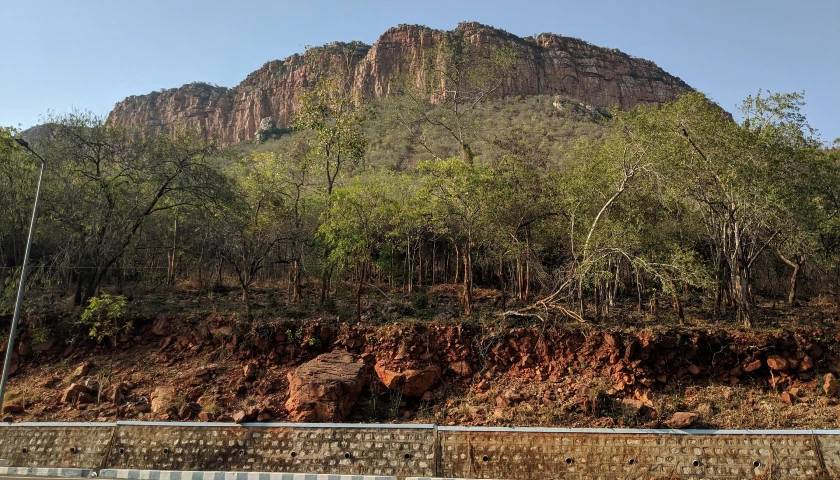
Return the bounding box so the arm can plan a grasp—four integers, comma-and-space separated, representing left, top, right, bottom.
5, 315, 840, 428
106, 22, 692, 145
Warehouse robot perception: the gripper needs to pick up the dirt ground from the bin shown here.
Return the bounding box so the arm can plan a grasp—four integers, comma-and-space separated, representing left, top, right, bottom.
2, 283, 839, 429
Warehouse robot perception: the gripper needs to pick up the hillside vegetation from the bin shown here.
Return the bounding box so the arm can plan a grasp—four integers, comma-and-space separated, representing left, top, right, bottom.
1, 41, 839, 427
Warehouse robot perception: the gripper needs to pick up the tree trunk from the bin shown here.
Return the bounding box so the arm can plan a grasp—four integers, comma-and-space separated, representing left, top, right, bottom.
462, 243, 473, 316
460, 142, 474, 164
777, 251, 804, 306
290, 258, 302, 303
166, 217, 178, 286
733, 266, 752, 328
355, 263, 365, 321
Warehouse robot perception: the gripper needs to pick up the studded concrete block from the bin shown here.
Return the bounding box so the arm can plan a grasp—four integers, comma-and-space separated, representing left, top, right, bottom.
104, 424, 435, 478
437, 429, 827, 479
99, 470, 394, 480
0, 423, 115, 469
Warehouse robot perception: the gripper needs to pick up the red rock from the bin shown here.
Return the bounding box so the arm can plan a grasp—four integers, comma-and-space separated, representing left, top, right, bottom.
243, 362, 258, 381
150, 386, 176, 414
68, 361, 93, 382
284, 350, 365, 422
687, 364, 701, 376
449, 360, 473, 377
40, 376, 61, 388
780, 391, 796, 405
824, 373, 839, 397
151, 315, 171, 336
766, 355, 789, 371
61, 383, 94, 404
743, 359, 762, 373
232, 410, 248, 423
621, 398, 649, 416
210, 325, 234, 337
3, 402, 24, 414
375, 363, 440, 397
798, 355, 814, 372
107, 24, 690, 146
106, 382, 130, 405
665, 411, 699, 429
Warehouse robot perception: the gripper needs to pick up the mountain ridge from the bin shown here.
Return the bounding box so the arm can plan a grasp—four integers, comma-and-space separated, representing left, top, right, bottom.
106, 21, 692, 145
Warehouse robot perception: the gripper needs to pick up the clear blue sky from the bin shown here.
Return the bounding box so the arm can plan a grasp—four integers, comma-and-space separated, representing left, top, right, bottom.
2, 0, 838, 142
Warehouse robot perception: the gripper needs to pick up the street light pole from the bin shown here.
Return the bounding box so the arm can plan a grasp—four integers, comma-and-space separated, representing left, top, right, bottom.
0, 139, 46, 416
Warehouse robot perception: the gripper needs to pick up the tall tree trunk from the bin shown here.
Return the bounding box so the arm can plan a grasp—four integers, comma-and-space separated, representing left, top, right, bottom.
460, 142, 474, 164
462, 241, 473, 315
166, 217, 178, 286
290, 258, 302, 304
777, 251, 804, 306
453, 243, 460, 284
356, 262, 366, 321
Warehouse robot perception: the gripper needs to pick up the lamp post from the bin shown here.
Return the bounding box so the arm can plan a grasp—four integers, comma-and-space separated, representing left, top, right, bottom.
0, 138, 46, 416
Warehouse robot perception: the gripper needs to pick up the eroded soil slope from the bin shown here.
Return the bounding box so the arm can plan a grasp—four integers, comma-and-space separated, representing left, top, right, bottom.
4, 290, 840, 429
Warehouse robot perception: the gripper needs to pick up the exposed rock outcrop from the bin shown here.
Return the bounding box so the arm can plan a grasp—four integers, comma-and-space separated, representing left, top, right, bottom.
107, 22, 691, 145
375, 362, 441, 397
284, 349, 365, 422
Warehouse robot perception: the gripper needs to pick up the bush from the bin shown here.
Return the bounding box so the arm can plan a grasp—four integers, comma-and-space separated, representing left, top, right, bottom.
79, 294, 130, 343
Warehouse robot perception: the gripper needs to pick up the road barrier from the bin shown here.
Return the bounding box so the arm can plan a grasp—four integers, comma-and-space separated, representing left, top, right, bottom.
0, 422, 838, 479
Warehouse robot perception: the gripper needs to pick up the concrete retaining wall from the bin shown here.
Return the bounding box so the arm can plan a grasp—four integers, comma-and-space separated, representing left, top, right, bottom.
0, 422, 838, 479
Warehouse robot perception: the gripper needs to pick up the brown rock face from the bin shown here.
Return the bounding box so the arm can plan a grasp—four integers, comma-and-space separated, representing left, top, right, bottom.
150, 386, 177, 415
766, 355, 789, 371
824, 373, 839, 397
61, 383, 94, 405
107, 22, 691, 145
375, 362, 441, 397
665, 411, 699, 429
284, 350, 365, 422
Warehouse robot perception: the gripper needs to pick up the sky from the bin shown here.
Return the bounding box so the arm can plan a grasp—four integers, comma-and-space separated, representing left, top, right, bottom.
2, 0, 838, 143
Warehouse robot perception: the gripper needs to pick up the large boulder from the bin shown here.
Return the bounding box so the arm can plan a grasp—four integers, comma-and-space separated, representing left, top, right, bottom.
151, 315, 171, 336
285, 350, 365, 422
824, 373, 839, 397
68, 361, 93, 383
61, 383, 94, 405
665, 411, 699, 429
374, 363, 440, 397
150, 386, 177, 415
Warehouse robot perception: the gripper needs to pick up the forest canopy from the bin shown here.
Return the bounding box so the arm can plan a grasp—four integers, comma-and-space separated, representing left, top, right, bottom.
2, 87, 838, 332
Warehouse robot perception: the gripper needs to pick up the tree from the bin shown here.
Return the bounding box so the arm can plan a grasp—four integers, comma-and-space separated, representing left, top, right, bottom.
420, 157, 493, 314
319, 171, 408, 319
393, 34, 518, 164
293, 68, 367, 304
0, 129, 35, 289
212, 152, 297, 308
39, 113, 219, 304
740, 91, 825, 305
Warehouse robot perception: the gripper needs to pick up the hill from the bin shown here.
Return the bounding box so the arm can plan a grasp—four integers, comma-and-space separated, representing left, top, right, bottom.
106, 21, 691, 145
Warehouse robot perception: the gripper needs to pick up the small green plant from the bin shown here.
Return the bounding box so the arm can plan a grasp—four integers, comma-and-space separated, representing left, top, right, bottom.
79, 294, 130, 343
30, 324, 51, 346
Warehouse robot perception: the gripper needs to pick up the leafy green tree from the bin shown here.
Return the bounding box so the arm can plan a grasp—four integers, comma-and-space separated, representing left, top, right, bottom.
420, 157, 494, 314
39, 113, 219, 304
319, 171, 408, 318
293, 74, 367, 304
0, 128, 36, 294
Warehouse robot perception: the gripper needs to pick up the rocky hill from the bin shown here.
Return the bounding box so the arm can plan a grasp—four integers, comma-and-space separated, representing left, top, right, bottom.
106, 22, 692, 145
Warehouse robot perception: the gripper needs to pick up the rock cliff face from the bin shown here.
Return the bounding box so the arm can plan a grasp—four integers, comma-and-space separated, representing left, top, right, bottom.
107, 22, 691, 145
